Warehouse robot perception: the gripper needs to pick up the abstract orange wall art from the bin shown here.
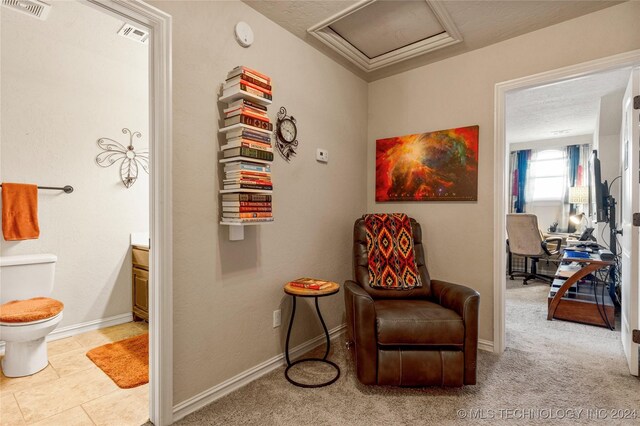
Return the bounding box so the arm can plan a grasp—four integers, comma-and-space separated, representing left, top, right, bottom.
376, 126, 479, 202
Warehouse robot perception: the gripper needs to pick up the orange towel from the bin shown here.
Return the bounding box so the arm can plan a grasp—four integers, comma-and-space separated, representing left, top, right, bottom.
1, 183, 40, 240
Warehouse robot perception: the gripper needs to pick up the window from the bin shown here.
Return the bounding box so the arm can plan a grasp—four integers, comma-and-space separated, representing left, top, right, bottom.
528, 149, 567, 201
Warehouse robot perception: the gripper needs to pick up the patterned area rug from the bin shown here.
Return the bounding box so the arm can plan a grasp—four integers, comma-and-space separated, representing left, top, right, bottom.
86, 333, 148, 388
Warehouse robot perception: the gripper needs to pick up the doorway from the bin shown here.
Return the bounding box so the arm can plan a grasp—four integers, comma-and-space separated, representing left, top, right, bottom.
0, 0, 172, 424
89, 1, 173, 424
493, 50, 640, 365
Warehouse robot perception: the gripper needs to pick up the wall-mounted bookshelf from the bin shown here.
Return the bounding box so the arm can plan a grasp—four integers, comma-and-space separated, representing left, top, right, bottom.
219, 90, 272, 106
218, 66, 274, 241
219, 188, 273, 194
218, 156, 272, 165
219, 123, 272, 136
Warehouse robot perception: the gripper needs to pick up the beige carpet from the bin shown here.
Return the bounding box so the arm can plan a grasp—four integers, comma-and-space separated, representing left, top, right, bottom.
174, 282, 640, 425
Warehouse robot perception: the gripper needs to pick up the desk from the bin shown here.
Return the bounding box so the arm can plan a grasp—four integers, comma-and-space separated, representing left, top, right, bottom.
547, 252, 615, 328
543, 232, 582, 246
283, 281, 341, 387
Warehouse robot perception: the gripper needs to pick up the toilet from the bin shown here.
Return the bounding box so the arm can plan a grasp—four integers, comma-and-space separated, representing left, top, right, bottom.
0, 254, 63, 377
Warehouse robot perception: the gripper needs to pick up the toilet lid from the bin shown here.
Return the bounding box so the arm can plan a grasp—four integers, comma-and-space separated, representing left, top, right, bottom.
0, 297, 64, 323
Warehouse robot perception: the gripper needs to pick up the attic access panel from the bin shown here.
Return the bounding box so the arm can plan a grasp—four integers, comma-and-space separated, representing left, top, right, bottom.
308, 0, 462, 72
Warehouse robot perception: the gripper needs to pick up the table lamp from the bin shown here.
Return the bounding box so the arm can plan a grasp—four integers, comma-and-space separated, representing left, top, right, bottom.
570, 213, 585, 225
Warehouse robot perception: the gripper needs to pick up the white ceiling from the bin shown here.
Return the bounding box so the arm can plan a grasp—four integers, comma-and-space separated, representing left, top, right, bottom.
243, 0, 624, 82
2, 0, 147, 59
506, 67, 631, 144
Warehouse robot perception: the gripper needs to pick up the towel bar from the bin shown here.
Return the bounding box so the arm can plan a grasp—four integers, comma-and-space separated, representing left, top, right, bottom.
0, 184, 73, 194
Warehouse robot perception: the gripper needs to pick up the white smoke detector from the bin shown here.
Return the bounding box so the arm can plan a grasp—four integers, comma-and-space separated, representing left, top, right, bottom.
117, 22, 149, 44
234, 21, 254, 48
2, 0, 51, 20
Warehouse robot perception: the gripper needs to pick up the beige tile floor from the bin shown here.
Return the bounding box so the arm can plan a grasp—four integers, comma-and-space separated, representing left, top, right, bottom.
0, 322, 149, 426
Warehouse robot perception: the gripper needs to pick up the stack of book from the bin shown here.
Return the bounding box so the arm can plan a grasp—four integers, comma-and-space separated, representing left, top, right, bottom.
287, 277, 336, 291
220, 66, 274, 225
222, 160, 272, 191
222, 66, 273, 102
221, 192, 273, 223
221, 123, 274, 162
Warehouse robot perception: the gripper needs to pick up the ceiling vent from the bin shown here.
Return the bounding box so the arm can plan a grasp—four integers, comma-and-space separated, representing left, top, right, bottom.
308, 0, 462, 73
117, 23, 149, 44
2, 0, 51, 20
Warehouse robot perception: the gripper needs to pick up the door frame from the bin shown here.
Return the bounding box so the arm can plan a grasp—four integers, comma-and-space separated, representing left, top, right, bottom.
85, 1, 173, 424
493, 49, 640, 354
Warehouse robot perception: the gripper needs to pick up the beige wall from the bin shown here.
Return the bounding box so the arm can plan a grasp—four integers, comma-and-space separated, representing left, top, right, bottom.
368, 1, 640, 343
148, 0, 368, 404
0, 1, 149, 328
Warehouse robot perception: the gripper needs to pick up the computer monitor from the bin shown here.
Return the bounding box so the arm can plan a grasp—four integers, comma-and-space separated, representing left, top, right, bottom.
589, 150, 608, 223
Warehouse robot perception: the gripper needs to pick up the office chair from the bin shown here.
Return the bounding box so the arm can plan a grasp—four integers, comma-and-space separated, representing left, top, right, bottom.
506, 213, 562, 285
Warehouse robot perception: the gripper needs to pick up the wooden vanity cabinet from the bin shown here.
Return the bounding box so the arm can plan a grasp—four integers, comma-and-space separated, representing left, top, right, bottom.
132, 245, 149, 322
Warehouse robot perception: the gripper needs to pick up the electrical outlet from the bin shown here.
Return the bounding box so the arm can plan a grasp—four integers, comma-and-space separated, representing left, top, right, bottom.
316, 148, 328, 163
273, 309, 281, 328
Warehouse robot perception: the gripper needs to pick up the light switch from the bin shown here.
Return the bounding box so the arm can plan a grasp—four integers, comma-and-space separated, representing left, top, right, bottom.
316, 148, 328, 163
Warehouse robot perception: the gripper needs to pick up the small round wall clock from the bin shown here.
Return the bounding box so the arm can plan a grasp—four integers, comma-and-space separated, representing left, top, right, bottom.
275, 106, 298, 161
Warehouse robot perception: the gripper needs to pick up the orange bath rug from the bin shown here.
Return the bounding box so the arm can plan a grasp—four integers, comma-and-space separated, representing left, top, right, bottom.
86, 333, 148, 388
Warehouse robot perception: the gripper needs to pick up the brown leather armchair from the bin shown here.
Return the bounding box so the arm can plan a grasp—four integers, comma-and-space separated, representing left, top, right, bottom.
344, 218, 480, 386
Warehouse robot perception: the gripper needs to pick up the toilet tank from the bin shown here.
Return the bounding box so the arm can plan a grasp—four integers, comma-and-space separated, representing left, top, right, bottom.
0, 254, 57, 303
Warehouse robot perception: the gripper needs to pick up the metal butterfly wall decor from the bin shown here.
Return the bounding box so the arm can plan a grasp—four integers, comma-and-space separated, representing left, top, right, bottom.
95, 128, 149, 188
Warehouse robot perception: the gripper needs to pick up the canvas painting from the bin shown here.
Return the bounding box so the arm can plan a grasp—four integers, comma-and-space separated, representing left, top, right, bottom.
376, 125, 479, 202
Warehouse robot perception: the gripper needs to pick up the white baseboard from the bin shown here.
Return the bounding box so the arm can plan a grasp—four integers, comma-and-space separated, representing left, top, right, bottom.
0, 313, 133, 354
47, 312, 134, 341
172, 324, 347, 422
478, 338, 494, 352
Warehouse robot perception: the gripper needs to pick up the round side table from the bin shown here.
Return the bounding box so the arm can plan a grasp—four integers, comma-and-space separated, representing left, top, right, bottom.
283, 281, 341, 388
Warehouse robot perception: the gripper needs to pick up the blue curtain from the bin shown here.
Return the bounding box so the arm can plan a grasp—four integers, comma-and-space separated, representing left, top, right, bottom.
515, 150, 530, 213
566, 145, 580, 232
567, 145, 580, 185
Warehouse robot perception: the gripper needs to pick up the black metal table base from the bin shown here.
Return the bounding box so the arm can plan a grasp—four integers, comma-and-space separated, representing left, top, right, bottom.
284, 358, 340, 388
284, 295, 340, 388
